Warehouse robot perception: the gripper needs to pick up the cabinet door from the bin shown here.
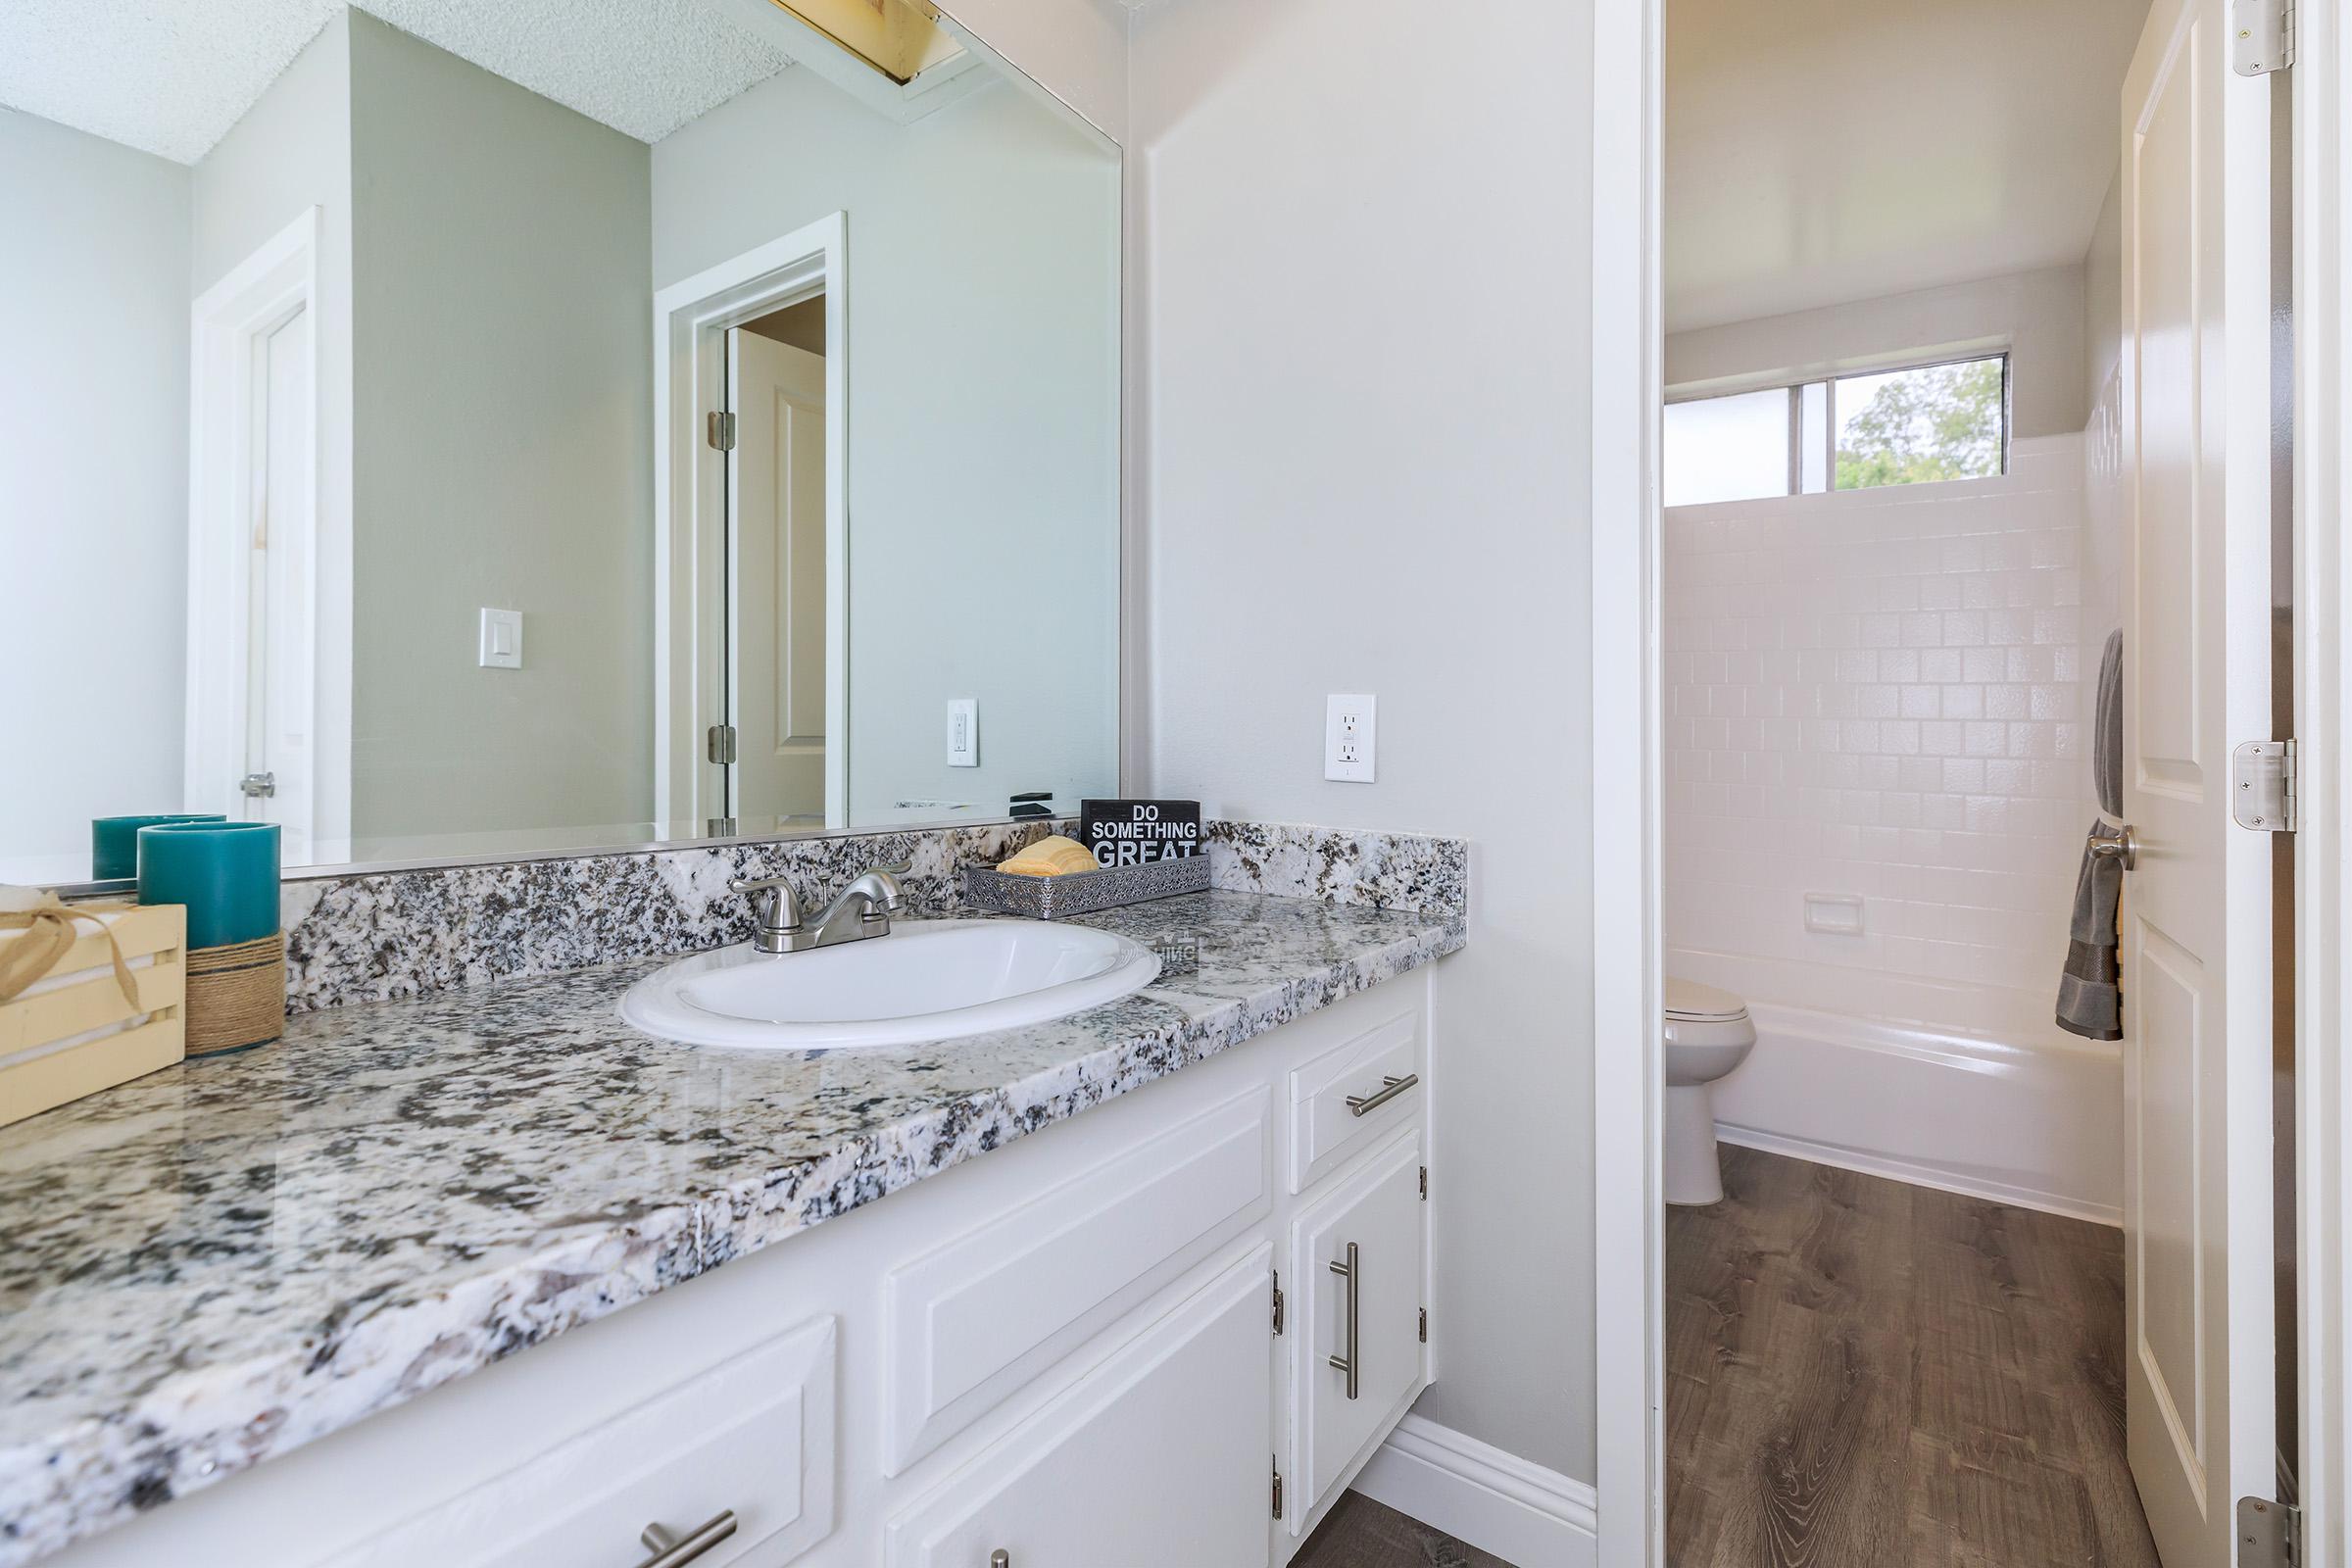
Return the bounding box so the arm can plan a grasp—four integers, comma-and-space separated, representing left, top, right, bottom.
886, 1246, 1273, 1568
330, 1316, 835, 1568
1291, 1132, 1425, 1524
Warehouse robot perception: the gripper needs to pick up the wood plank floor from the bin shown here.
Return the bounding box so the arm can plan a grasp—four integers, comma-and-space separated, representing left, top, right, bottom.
1293, 1491, 1514, 1568
1667, 1147, 2162, 1567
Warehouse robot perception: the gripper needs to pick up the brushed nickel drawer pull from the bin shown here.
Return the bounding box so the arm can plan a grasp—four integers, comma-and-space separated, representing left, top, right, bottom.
1345, 1073, 1419, 1117
991, 1552, 1011, 1567
1327, 1241, 1361, 1399
636, 1510, 738, 1568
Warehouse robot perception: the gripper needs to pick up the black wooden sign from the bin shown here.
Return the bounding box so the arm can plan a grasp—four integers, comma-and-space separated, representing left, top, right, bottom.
1078, 799, 1203, 867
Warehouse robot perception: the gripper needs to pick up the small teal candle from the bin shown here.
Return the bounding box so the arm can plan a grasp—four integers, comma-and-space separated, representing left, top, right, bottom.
92, 814, 224, 881
137, 821, 281, 950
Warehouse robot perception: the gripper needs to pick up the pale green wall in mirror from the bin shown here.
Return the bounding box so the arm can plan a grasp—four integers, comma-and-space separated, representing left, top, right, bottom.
653, 64, 1121, 825
347, 12, 655, 846
0, 110, 191, 872
0, 4, 1121, 884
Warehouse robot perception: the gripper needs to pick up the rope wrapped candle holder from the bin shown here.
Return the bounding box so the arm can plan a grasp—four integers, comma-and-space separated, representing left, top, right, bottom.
137, 820, 284, 1056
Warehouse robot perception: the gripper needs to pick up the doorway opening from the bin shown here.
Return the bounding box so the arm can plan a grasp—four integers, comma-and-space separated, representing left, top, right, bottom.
725, 293, 832, 827
186, 206, 341, 864
652, 213, 850, 836
1642, 0, 2295, 1562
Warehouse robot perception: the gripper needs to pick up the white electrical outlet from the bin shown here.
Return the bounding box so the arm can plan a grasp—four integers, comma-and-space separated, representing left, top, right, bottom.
946, 698, 979, 767
478, 608, 522, 669
1324, 694, 1376, 782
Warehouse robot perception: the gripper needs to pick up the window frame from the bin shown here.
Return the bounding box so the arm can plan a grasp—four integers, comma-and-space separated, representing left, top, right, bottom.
1662, 349, 2013, 503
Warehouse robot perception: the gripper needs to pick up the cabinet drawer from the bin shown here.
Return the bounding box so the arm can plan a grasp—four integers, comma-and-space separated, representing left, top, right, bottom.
1288, 1005, 1424, 1193
882, 1085, 1271, 1473
1289, 1132, 1426, 1528
329, 1316, 836, 1568
885, 1245, 1274, 1568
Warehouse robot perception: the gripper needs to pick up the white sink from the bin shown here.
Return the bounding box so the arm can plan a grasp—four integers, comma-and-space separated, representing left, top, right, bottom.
617, 917, 1163, 1050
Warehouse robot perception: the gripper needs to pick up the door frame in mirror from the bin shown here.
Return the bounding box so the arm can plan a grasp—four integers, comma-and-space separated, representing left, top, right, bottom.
186, 206, 342, 861
653, 212, 851, 833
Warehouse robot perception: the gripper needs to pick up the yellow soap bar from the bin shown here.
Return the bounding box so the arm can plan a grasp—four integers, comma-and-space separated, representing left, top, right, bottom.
998, 835, 1101, 877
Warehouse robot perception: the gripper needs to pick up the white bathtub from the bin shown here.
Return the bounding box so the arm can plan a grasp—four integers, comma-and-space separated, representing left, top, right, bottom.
1703, 992, 2124, 1227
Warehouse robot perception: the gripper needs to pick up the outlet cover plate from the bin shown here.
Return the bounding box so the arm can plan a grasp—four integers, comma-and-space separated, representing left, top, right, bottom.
947, 698, 979, 767
1325, 694, 1376, 783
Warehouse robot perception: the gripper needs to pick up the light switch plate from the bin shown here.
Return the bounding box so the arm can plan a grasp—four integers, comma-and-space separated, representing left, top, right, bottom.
1324, 694, 1376, 782
478, 608, 522, 670
946, 698, 979, 767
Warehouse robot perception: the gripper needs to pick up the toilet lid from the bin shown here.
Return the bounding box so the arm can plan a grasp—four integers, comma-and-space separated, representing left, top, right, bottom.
1664, 977, 1747, 1021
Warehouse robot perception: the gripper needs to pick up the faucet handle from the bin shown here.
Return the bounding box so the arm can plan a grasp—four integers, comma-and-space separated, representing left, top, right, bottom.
728, 876, 803, 934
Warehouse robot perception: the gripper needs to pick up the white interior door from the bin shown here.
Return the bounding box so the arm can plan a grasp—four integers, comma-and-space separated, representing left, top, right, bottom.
2118, 1, 2277, 1560
242, 303, 316, 858
726, 326, 828, 823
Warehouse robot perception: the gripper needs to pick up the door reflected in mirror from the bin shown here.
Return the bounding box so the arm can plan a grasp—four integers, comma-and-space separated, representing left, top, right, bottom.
0, 3, 1120, 884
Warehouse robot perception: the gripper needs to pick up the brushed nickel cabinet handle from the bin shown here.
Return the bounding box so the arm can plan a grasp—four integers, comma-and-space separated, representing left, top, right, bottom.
1327, 1241, 1361, 1399
1345, 1073, 1419, 1117
991, 1553, 1011, 1567
636, 1510, 738, 1568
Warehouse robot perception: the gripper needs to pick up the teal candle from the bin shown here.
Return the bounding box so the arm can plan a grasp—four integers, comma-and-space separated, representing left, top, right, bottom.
136, 821, 281, 950
91, 814, 225, 881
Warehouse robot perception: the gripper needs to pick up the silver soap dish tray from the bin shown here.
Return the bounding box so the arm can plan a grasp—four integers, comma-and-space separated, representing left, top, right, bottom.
961, 855, 1209, 920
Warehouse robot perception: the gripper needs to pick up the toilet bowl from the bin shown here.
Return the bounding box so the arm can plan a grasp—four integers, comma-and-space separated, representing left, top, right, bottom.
1662, 977, 1756, 1206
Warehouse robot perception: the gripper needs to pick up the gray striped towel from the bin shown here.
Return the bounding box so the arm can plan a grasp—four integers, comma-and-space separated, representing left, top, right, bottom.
2057, 629, 2125, 1041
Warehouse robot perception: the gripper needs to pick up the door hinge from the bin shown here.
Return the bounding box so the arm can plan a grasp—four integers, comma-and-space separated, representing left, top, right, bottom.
1271, 1270, 1285, 1336
2232, 0, 2296, 74
2238, 1496, 2301, 1567
707, 723, 738, 765
1271, 1456, 1284, 1520
1418, 1306, 1427, 1344
1419, 1164, 1428, 1200
706, 410, 737, 451
2232, 739, 2297, 832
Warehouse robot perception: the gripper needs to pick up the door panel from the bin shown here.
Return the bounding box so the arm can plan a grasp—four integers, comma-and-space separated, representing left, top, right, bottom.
728, 326, 827, 822
885, 1246, 1273, 1568
1290, 1132, 1426, 1527
2118, 0, 2276, 1559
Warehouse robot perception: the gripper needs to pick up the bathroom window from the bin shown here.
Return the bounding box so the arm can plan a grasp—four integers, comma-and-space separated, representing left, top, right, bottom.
1663, 352, 2008, 507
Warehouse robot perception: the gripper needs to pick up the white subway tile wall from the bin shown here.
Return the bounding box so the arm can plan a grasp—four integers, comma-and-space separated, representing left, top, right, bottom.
1663, 433, 2094, 1037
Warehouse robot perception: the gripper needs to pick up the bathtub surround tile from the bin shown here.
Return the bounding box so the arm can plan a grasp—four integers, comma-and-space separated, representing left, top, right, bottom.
0, 891, 1464, 1566
1204, 819, 1468, 915
1662, 434, 2094, 1039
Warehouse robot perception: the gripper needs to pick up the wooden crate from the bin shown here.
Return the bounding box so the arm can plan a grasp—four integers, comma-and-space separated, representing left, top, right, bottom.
1, 904, 186, 1129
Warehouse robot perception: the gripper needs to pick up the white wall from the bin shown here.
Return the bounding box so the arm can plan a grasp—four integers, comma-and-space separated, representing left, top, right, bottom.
1131, 0, 1599, 1483
653, 65, 1120, 825
345, 13, 654, 845
1666, 264, 2089, 439
0, 111, 191, 881
1663, 433, 2093, 1035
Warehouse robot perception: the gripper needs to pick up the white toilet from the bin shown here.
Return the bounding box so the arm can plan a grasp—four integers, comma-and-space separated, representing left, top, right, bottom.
1663, 977, 1756, 1206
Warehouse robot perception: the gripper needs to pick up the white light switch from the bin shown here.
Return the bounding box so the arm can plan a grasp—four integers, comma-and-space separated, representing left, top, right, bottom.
479, 608, 522, 669
1324, 694, 1376, 782
947, 698, 979, 767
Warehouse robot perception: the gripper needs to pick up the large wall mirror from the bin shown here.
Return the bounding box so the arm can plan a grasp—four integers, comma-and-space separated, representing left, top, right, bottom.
1, 1, 1120, 885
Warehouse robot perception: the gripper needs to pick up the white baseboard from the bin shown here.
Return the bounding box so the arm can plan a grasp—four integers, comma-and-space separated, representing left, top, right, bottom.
1715, 1122, 2122, 1228
1350, 1413, 1597, 1567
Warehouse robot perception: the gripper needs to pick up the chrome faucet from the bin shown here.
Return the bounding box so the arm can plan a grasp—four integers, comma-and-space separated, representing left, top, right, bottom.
729, 862, 908, 956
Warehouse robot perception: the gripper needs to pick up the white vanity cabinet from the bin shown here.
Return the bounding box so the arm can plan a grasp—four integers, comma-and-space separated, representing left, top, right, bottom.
50, 971, 1437, 1568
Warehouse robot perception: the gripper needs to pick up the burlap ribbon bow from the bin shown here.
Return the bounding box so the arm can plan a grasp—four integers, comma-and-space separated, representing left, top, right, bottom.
0, 894, 140, 1009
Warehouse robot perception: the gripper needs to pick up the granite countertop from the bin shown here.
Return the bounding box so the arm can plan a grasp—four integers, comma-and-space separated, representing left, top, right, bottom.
0, 890, 1463, 1566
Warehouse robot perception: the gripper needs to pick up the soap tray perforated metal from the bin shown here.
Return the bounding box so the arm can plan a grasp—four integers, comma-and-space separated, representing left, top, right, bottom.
961, 854, 1209, 920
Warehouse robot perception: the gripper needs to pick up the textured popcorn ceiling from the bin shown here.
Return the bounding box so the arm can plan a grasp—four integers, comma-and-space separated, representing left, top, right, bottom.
0, 0, 791, 165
